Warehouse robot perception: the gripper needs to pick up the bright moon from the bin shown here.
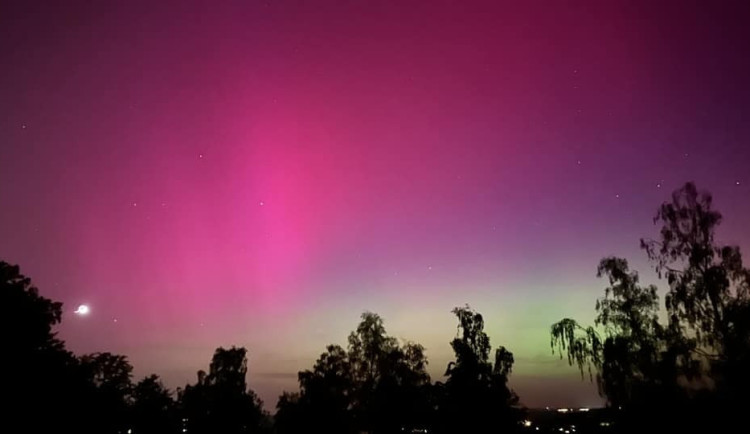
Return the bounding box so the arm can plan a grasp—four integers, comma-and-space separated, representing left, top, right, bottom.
74, 304, 90, 315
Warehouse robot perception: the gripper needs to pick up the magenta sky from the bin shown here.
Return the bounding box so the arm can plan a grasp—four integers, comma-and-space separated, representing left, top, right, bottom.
1, 0, 749, 408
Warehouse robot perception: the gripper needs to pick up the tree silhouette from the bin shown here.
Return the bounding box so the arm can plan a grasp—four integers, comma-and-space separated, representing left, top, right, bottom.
79, 352, 135, 433
131, 374, 177, 434
180, 346, 269, 434
550, 258, 680, 413
1, 260, 88, 432
274, 391, 307, 434
437, 306, 520, 433
641, 182, 750, 422
277, 344, 355, 433
276, 312, 432, 434
80, 352, 133, 392
551, 182, 750, 430
347, 312, 431, 433
1, 261, 63, 353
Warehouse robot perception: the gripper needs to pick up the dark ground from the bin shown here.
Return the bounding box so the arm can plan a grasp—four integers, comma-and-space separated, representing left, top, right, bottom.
522, 408, 616, 434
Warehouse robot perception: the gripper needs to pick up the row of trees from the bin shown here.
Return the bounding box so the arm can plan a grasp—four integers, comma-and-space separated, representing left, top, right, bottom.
275, 309, 520, 433
2, 260, 520, 433
551, 182, 750, 431
3, 257, 271, 433
3, 182, 748, 433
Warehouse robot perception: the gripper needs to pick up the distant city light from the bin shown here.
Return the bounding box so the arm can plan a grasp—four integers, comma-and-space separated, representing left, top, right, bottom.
522, 420, 532, 427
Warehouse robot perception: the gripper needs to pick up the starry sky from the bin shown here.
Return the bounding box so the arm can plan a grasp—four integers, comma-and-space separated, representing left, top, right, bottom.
1, 0, 749, 409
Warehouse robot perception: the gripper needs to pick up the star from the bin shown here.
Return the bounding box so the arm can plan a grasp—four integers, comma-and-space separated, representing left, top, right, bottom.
428, 266, 432, 271
21, 124, 27, 129
259, 201, 265, 206
199, 153, 204, 159
615, 194, 620, 199
736, 181, 741, 186
132, 202, 137, 207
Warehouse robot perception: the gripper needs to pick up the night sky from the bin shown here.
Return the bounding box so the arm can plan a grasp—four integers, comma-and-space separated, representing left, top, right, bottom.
1, 0, 749, 409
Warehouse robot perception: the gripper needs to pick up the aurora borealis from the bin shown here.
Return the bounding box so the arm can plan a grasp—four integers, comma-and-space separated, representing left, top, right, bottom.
1, 0, 749, 408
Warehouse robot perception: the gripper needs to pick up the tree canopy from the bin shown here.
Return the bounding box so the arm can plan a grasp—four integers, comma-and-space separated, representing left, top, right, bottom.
180, 346, 269, 434
552, 182, 750, 430
438, 306, 519, 433
276, 312, 433, 434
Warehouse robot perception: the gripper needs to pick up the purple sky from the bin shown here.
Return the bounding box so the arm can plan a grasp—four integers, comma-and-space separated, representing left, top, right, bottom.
1, 0, 749, 408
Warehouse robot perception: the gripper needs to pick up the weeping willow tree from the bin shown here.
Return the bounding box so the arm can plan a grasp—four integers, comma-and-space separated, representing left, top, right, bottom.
640, 182, 750, 393
551, 182, 750, 418
551, 258, 666, 407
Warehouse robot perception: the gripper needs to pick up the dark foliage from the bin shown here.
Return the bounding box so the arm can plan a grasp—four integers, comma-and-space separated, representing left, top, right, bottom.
436, 306, 521, 433
2, 261, 85, 431
277, 309, 521, 434
131, 374, 178, 434
1, 260, 177, 434
276, 312, 434, 434
180, 346, 270, 434
79, 352, 135, 432
551, 182, 750, 431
